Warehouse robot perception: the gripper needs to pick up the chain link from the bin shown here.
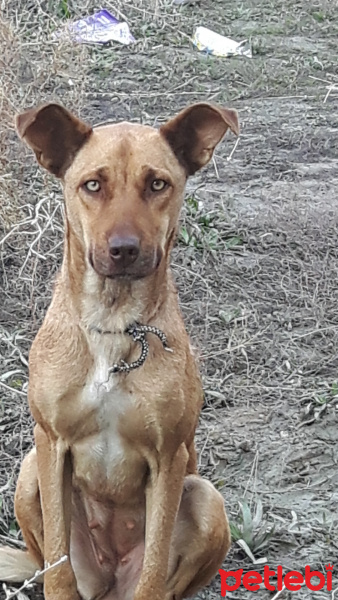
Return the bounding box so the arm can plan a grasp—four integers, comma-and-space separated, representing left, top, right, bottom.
108, 323, 172, 375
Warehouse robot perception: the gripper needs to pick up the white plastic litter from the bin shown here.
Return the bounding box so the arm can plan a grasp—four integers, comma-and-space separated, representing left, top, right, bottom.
193, 26, 252, 58
53, 10, 135, 45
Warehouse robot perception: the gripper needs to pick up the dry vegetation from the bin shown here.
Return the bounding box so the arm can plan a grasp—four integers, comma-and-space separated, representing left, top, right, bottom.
1, 0, 338, 598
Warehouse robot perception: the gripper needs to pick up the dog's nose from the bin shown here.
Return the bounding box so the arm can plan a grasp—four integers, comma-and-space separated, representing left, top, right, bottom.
108, 235, 140, 267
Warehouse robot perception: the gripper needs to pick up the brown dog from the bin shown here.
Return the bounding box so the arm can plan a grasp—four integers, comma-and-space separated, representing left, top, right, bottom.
0, 102, 239, 600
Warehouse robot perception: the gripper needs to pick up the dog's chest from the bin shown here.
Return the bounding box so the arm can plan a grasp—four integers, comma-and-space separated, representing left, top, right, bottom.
72, 336, 146, 502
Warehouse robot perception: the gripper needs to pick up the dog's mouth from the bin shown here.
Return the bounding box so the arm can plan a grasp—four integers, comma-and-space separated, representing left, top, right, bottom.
88, 247, 162, 280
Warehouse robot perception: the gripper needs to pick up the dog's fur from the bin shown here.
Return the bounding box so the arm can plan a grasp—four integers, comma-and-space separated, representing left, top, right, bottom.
0, 102, 239, 600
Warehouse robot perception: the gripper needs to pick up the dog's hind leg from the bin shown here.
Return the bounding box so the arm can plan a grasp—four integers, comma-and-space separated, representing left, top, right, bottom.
166, 475, 231, 600
0, 448, 43, 583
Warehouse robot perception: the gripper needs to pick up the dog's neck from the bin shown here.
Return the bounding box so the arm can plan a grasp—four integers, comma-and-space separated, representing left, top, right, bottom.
60, 223, 174, 334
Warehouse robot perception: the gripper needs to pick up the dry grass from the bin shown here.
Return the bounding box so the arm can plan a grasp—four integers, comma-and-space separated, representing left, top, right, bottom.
0, 2, 91, 542
1, 0, 338, 598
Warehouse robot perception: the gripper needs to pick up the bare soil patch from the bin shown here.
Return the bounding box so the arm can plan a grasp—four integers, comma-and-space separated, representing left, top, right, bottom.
1, 1, 338, 598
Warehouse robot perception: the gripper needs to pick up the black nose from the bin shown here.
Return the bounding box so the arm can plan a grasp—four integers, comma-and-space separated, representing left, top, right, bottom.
108, 235, 140, 267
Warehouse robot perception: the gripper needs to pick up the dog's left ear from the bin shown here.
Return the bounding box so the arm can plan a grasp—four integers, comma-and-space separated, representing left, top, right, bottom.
160, 103, 239, 176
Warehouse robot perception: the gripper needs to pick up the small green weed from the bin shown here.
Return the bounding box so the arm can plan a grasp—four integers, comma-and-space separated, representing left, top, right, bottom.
56, 0, 71, 19
230, 500, 275, 563
225, 236, 243, 250
10, 378, 23, 389
219, 307, 241, 324
314, 381, 338, 406
9, 518, 19, 536
300, 380, 338, 423
179, 196, 243, 252
311, 11, 326, 23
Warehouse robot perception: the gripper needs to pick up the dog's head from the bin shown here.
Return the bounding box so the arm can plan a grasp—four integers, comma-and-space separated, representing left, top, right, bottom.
16, 103, 239, 280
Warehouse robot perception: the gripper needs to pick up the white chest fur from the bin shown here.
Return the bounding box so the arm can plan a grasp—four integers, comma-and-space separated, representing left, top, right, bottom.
84, 343, 127, 458
71, 332, 145, 500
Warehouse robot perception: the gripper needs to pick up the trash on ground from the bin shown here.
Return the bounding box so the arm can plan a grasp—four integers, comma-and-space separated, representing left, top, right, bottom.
193, 26, 252, 58
53, 9, 135, 45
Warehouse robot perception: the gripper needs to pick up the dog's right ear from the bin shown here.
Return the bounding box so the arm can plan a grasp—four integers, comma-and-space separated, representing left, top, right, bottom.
16, 103, 92, 178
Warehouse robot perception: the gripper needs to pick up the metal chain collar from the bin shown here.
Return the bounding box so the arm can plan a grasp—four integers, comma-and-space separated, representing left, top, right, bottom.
108, 323, 173, 375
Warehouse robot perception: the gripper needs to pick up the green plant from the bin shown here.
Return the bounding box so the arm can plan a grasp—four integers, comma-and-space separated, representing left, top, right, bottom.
230, 500, 275, 563
58, 0, 71, 19
311, 11, 326, 23
10, 378, 23, 389
219, 307, 241, 324
9, 518, 19, 536
314, 381, 338, 405
179, 196, 243, 251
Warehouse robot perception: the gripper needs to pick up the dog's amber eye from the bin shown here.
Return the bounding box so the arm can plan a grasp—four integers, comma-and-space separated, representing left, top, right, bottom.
150, 179, 167, 192
84, 180, 101, 192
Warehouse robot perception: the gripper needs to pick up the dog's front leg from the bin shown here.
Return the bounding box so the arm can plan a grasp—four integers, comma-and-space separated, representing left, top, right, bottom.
134, 443, 188, 600
35, 424, 80, 600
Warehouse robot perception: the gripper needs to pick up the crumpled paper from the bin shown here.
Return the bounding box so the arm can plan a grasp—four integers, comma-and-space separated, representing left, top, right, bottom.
193, 26, 252, 58
54, 9, 135, 45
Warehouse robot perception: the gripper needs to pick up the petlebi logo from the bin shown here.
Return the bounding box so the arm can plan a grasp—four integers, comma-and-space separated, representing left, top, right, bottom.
219, 564, 333, 595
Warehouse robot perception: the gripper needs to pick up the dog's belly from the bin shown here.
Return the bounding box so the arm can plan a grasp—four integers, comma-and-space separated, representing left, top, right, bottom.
72, 430, 146, 502
71, 490, 145, 600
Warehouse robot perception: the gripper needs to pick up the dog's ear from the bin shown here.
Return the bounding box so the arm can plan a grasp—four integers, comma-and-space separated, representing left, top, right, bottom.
15, 103, 92, 177
160, 103, 239, 175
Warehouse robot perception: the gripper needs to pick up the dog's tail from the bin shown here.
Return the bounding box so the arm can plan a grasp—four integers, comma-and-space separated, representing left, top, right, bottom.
0, 547, 42, 583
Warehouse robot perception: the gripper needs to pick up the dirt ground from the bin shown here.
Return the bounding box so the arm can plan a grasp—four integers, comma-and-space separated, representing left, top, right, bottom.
1, 0, 338, 598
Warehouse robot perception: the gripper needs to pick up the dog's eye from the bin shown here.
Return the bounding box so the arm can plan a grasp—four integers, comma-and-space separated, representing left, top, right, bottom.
150, 179, 167, 192
84, 180, 101, 193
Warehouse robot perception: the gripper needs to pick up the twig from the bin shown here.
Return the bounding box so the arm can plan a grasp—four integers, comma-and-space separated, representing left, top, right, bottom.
227, 136, 240, 161
3, 555, 68, 600
270, 585, 286, 600
212, 156, 219, 180
324, 84, 338, 103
